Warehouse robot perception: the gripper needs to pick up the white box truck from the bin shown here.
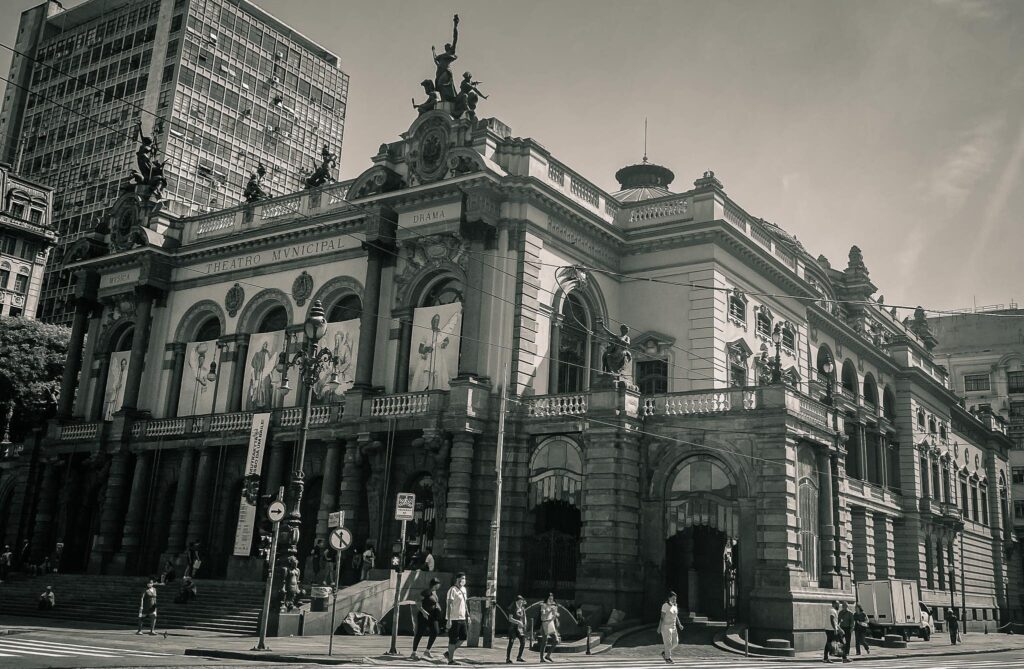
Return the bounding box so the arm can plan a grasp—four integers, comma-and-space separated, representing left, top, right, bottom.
856, 579, 932, 641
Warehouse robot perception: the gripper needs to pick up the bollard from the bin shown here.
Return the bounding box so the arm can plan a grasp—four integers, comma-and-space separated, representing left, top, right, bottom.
744, 627, 749, 657
586, 626, 591, 655
528, 618, 535, 652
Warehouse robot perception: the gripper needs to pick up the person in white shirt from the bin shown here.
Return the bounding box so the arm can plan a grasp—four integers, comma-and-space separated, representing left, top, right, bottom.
444, 572, 469, 665
659, 591, 684, 663
423, 549, 435, 571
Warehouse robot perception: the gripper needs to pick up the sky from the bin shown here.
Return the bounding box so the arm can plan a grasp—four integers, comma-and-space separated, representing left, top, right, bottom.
1, 0, 1022, 313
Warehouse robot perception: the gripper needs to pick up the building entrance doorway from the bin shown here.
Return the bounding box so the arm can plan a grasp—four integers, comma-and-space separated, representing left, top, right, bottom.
665, 526, 737, 620
525, 437, 584, 598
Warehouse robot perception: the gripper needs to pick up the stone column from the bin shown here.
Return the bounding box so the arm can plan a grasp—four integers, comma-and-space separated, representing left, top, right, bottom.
353, 241, 389, 391
227, 335, 250, 412
58, 299, 94, 418
89, 450, 131, 572
576, 419, 643, 614
165, 343, 187, 417
877, 433, 888, 489
30, 460, 61, 563
873, 513, 892, 578
456, 231, 487, 380
548, 320, 561, 392
444, 433, 475, 560
316, 439, 343, 543
816, 448, 837, 584
394, 313, 413, 393
114, 450, 153, 573
164, 448, 196, 563
850, 507, 869, 581
263, 440, 290, 512
858, 423, 869, 483
121, 288, 157, 413
185, 447, 216, 547
338, 439, 365, 544
91, 352, 111, 421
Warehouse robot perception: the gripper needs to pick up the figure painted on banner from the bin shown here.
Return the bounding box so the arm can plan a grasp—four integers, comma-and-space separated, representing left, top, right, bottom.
186, 343, 213, 413
412, 312, 459, 391
431, 14, 460, 101
316, 329, 354, 403
104, 356, 129, 420
247, 341, 277, 410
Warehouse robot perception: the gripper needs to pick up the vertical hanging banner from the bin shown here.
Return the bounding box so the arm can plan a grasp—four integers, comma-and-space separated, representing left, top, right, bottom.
177, 339, 222, 416
233, 412, 271, 556
103, 351, 132, 420
408, 302, 462, 391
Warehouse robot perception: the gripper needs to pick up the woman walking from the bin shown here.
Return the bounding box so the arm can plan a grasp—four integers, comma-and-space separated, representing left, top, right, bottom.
853, 604, 870, 655
659, 591, 685, 663
136, 579, 158, 635
538, 593, 560, 663
411, 578, 442, 659
506, 595, 527, 663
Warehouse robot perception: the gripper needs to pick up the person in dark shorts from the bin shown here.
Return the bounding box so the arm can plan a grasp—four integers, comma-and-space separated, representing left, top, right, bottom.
412, 577, 442, 659
506, 594, 527, 663
444, 573, 469, 665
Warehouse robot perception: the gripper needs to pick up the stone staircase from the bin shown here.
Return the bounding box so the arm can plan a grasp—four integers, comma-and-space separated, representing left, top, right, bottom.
0, 574, 264, 635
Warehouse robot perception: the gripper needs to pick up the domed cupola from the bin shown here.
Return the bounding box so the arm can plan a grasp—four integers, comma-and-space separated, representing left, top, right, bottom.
612, 157, 675, 203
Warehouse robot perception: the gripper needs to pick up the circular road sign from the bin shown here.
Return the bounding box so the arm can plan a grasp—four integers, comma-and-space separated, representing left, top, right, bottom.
329, 527, 353, 552
267, 500, 286, 523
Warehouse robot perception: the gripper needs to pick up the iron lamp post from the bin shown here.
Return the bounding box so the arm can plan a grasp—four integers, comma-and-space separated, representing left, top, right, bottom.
277, 300, 340, 582
822, 358, 835, 407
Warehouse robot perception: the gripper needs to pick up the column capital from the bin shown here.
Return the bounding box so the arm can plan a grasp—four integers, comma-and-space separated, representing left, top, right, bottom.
165, 341, 187, 354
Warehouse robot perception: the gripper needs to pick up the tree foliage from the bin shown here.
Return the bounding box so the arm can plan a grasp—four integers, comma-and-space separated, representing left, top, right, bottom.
0, 316, 70, 438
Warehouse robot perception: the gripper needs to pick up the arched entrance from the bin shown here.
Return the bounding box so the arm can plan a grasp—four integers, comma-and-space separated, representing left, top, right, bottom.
665, 456, 740, 621
525, 437, 583, 598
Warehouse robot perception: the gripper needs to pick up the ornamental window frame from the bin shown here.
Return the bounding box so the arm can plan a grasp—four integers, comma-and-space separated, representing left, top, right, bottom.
728, 288, 748, 328
755, 305, 774, 340
727, 338, 752, 388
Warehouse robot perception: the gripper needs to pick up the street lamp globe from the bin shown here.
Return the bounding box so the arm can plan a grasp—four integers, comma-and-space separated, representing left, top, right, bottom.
304, 300, 328, 342
772, 326, 782, 345
823, 359, 834, 376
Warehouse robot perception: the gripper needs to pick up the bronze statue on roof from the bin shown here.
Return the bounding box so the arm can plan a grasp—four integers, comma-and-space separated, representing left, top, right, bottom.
304, 144, 337, 189
243, 162, 270, 202
431, 14, 460, 102
130, 121, 166, 200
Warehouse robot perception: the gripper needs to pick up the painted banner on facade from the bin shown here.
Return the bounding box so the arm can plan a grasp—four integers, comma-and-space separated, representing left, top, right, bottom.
408, 302, 462, 391
177, 339, 221, 416
232, 411, 271, 556
243, 330, 298, 410
102, 350, 132, 420
312, 319, 360, 404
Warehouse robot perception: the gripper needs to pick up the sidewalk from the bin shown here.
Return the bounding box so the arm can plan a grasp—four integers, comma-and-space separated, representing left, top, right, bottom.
788, 632, 1024, 662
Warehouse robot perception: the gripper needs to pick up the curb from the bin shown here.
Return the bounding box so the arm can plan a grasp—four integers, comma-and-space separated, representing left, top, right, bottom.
186, 648, 358, 665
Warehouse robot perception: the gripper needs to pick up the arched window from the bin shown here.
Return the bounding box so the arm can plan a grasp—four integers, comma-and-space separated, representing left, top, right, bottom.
796, 445, 819, 582
257, 305, 288, 333
421, 277, 463, 307
194, 316, 221, 342
529, 437, 584, 508
557, 293, 590, 393
113, 326, 134, 352
980, 482, 989, 525
841, 360, 858, 397
670, 458, 736, 498
883, 387, 896, 420
328, 294, 362, 322
863, 375, 878, 408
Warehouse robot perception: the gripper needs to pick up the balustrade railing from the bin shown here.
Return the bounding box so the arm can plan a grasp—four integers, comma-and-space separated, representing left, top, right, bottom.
145, 418, 188, 437
60, 422, 99, 440
525, 394, 588, 417
207, 412, 253, 432
644, 389, 758, 416
628, 198, 689, 223
370, 392, 432, 417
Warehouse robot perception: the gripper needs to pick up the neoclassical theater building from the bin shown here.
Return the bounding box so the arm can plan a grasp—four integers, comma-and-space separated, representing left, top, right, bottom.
0, 94, 1019, 648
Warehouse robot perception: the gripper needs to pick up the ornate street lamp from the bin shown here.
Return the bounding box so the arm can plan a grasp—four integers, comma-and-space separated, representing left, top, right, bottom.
822, 358, 835, 407
276, 300, 339, 609
771, 322, 785, 384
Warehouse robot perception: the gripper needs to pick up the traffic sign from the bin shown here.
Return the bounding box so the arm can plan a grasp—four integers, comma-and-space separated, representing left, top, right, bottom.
328, 510, 344, 528
267, 500, 286, 523
329, 527, 352, 552
395, 492, 416, 521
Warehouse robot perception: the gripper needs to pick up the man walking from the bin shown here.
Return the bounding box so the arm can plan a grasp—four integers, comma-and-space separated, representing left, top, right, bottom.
838, 602, 853, 663
444, 573, 469, 665
823, 600, 841, 663
945, 607, 960, 645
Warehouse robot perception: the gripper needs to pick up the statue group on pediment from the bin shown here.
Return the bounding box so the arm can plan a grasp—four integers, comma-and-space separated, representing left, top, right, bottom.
412, 15, 488, 120
130, 121, 167, 202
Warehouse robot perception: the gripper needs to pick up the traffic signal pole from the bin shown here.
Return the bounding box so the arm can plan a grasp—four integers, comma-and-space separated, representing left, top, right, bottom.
386, 518, 407, 656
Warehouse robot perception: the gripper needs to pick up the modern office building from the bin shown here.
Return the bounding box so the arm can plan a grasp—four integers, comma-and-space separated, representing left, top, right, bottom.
0, 161, 55, 318
0, 0, 349, 324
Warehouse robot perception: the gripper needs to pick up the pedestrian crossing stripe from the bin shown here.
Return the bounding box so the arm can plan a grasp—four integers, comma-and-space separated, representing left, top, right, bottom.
0, 638, 173, 658
340, 657, 1024, 669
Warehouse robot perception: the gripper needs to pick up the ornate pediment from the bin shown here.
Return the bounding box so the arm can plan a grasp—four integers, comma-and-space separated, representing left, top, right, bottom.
348, 165, 405, 200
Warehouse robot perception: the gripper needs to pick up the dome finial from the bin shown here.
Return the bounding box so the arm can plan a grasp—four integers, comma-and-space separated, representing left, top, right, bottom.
642, 117, 648, 164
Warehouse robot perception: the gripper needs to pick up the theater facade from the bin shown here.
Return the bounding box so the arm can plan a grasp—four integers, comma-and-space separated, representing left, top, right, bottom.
0, 98, 1019, 649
